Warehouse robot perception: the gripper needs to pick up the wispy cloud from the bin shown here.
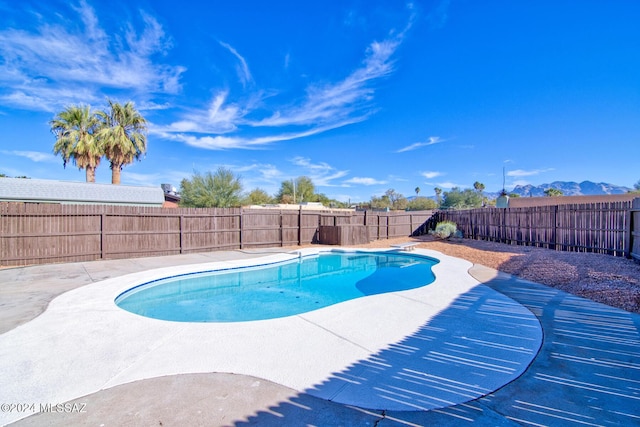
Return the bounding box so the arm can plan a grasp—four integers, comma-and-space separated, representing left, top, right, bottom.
253, 36, 403, 129
292, 156, 333, 171
420, 171, 442, 179
2, 150, 58, 163
154, 28, 407, 148
436, 181, 466, 189
507, 168, 554, 177
397, 136, 442, 153
0, 1, 184, 111
158, 15, 413, 151
155, 91, 246, 134
289, 157, 349, 186
426, 0, 451, 30
219, 41, 253, 88
156, 118, 362, 150
212, 162, 283, 192
343, 177, 387, 185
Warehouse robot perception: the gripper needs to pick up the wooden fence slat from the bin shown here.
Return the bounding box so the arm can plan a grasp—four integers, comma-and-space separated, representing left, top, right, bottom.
435, 200, 638, 257
0, 204, 435, 266
4, 199, 637, 267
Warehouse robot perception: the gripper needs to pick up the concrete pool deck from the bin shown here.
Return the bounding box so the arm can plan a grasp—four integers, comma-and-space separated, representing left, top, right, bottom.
1, 248, 640, 426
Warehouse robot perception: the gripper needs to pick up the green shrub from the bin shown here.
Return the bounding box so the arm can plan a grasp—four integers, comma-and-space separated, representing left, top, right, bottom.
430, 221, 459, 239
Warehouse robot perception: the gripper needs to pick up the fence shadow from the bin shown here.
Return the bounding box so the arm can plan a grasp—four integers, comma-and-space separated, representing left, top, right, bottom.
235, 271, 640, 426
468, 266, 640, 425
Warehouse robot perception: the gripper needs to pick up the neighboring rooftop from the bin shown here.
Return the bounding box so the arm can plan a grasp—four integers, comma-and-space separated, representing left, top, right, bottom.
247, 202, 354, 212
507, 193, 638, 208
0, 177, 165, 207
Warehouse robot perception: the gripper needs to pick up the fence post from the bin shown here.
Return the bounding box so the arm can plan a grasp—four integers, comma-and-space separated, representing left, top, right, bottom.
410, 214, 414, 236
100, 213, 106, 259
298, 206, 302, 246
179, 214, 184, 254
387, 215, 390, 239
626, 198, 640, 260
239, 209, 244, 250
364, 210, 368, 240
625, 205, 632, 259
280, 211, 284, 247
550, 205, 557, 250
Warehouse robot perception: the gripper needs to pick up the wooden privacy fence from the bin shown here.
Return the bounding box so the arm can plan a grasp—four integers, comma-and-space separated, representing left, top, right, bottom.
0, 203, 433, 267
432, 200, 640, 258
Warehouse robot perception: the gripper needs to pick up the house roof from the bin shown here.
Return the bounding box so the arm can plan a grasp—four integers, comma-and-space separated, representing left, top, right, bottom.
0, 177, 165, 207
507, 193, 638, 208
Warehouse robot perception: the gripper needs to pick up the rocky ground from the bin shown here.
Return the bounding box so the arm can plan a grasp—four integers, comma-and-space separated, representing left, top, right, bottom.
353, 235, 640, 314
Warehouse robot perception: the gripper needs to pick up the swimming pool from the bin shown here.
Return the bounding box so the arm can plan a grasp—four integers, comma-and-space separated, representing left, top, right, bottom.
116, 251, 438, 322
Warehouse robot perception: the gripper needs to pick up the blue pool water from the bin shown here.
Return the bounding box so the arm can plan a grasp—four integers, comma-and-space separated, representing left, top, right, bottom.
115, 251, 438, 322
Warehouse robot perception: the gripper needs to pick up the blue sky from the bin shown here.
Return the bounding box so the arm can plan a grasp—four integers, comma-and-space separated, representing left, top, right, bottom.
1, 0, 639, 202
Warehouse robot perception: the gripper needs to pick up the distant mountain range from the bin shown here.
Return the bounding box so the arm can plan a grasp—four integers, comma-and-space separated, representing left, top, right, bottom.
409, 180, 633, 201
508, 181, 632, 197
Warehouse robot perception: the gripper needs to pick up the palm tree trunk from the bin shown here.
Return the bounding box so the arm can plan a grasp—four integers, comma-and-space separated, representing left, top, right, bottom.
111, 163, 121, 185
86, 166, 96, 183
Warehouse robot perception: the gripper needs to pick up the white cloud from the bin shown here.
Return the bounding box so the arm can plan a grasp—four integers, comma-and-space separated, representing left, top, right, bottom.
343, 177, 387, 185
436, 181, 466, 189
179, 92, 244, 134
219, 41, 253, 87
248, 32, 406, 129
151, 8, 411, 150
507, 168, 554, 177
420, 171, 442, 179
2, 150, 58, 163
291, 156, 333, 172
155, 117, 365, 150
289, 157, 349, 187
258, 164, 282, 180
396, 136, 442, 153
0, 2, 185, 111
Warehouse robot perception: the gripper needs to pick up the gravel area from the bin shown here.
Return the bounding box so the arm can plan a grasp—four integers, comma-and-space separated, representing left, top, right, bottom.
354, 235, 640, 314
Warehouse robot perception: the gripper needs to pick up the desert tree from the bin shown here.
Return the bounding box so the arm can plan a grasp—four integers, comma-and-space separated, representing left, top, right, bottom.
244, 188, 274, 205
544, 188, 563, 197
180, 168, 243, 207
276, 176, 315, 203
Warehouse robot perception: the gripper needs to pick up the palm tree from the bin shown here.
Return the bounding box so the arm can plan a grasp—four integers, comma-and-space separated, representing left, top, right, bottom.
473, 181, 485, 194
415, 187, 420, 196
473, 181, 486, 206
97, 100, 147, 185
434, 187, 442, 206
50, 105, 102, 183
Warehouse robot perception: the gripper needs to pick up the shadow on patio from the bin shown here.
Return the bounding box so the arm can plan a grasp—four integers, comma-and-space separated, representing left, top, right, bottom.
236, 279, 542, 426
235, 269, 640, 426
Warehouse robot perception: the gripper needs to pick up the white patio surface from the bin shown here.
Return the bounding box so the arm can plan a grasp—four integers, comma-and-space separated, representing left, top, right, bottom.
0, 248, 542, 425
